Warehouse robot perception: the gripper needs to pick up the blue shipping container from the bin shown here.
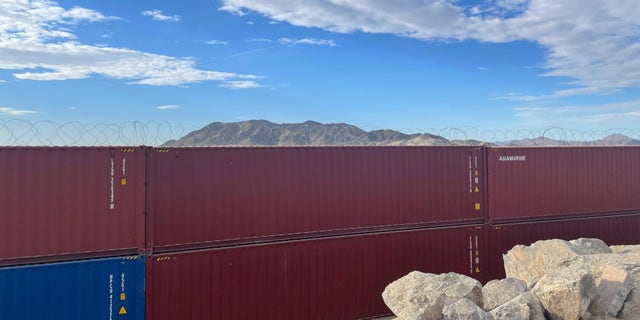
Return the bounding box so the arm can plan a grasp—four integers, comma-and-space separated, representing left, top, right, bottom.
0, 256, 144, 320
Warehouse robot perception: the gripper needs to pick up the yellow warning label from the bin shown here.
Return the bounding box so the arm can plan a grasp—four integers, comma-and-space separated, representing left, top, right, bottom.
474, 186, 480, 193
475, 250, 479, 256
474, 170, 478, 176
119, 306, 127, 315
121, 178, 127, 185
474, 203, 481, 210
475, 267, 480, 273
120, 293, 126, 301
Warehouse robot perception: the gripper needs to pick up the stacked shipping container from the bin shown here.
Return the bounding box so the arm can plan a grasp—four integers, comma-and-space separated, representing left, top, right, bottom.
0, 147, 146, 266
2, 145, 640, 319
0, 147, 147, 320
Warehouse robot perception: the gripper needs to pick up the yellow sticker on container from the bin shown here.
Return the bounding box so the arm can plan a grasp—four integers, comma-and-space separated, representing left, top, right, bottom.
121, 178, 127, 185
120, 293, 126, 301
474, 186, 480, 193
474, 170, 479, 176
475, 267, 480, 273
119, 306, 127, 315
474, 203, 481, 210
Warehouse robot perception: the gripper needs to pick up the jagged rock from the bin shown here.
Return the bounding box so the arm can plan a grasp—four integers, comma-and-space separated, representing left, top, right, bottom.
569, 238, 612, 255
610, 245, 640, 254
433, 273, 484, 308
531, 267, 597, 320
619, 267, 640, 320
489, 292, 545, 320
382, 271, 446, 320
442, 298, 489, 320
503, 238, 608, 287
382, 271, 484, 319
482, 278, 527, 311
581, 310, 619, 320
588, 265, 632, 317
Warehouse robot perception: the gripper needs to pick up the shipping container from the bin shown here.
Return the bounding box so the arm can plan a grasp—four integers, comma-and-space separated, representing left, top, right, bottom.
0, 147, 146, 266
485, 214, 640, 281
0, 255, 145, 320
146, 225, 484, 320
147, 146, 486, 251
487, 147, 640, 222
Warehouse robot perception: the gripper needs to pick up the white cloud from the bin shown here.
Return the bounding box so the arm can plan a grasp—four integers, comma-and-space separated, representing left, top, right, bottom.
0, 0, 260, 88
279, 38, 336, 47
0, 80, 6, 83
219, 5, 247, 16
247, 38, 274, 43
513, 99, 640, 127
142, 9, 181, 22
156, 105, 181, 110
220, 0, 640, 99
219, 80, 263, 89
0, 107, 39, 115
206, 40, 228, 46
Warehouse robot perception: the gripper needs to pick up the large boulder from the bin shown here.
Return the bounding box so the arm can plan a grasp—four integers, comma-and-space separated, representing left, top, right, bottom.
569, 238, 612, 255
382, 271, 483, 319
489, 292, 545, 320
382, 271, 446, 320
482, 278, 527, 311
588, 265, 632, 317
442, 298, 489, 320
531, 267, 597, 320
618, 267, 640, 320
503, 239, 584, 287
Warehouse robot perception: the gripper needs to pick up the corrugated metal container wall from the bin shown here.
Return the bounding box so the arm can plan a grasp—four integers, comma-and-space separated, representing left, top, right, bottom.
0, 256, 145, 320
487, 147, 640, 222
148, 146, 485, 251
485, 214, 640, 281
146, 225, 484, 320
0, 147, 146, 266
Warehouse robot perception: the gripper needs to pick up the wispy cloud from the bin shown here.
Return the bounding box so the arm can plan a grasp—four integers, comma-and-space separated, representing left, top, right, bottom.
513, 99, 640, 127
0, 1, 259, 87
279, 38, 336, 47
206, 40, 228, 46
219, 80, 263, 89
0, 80, 6, 83
232, 37, 337, 57
156, 105, 181, 110
221, 0, 640, 100
0, 107, 39, 116
142, 9, 181, 22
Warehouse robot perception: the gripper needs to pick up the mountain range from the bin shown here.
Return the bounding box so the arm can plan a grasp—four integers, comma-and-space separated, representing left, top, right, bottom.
163, 120, 640, 147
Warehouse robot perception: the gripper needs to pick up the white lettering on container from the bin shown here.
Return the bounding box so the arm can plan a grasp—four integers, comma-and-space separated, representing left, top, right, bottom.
498, 155, 526, 162
110, 157, 115, 210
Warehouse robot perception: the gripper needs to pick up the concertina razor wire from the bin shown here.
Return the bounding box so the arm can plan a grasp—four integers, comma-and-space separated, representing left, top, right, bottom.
1, 119, 640, 146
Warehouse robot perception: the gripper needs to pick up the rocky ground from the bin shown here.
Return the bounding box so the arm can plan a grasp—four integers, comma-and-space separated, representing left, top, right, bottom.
382, 238, 640, 319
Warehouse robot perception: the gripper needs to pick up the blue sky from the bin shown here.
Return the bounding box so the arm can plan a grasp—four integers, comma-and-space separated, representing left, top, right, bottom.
1, 0, 639, 136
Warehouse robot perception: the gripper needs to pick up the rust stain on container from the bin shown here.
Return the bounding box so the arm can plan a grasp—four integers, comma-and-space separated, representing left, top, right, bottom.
488, 147, 640, 222
146, 225, 484, 320
0, 147, 146, 266
147, 146, 485, 251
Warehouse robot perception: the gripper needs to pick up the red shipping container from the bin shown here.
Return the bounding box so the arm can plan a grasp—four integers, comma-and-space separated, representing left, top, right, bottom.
148, 147, 486, 252
485, 214, 640, 281
488, 147, 640, 222
146, 225, 484, 320
0, 147, 146, 266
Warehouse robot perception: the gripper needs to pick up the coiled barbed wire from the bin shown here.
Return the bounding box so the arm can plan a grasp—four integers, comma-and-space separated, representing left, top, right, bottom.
0, 119, 198, 146
1, 119, 639, 146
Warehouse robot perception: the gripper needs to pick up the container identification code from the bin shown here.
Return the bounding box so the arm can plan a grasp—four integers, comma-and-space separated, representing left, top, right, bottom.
498, 155, 526, 162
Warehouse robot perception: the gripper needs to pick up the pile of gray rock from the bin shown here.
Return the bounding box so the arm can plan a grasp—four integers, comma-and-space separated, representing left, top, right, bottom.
382, 238, 640, 320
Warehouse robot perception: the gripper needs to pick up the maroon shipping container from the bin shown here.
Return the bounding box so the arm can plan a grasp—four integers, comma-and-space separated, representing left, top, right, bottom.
148, 147, 486, 252
485, 213, 640, 281
488, 147, 640, 222
146, 225, 484, 320
0, 147, 146, 266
